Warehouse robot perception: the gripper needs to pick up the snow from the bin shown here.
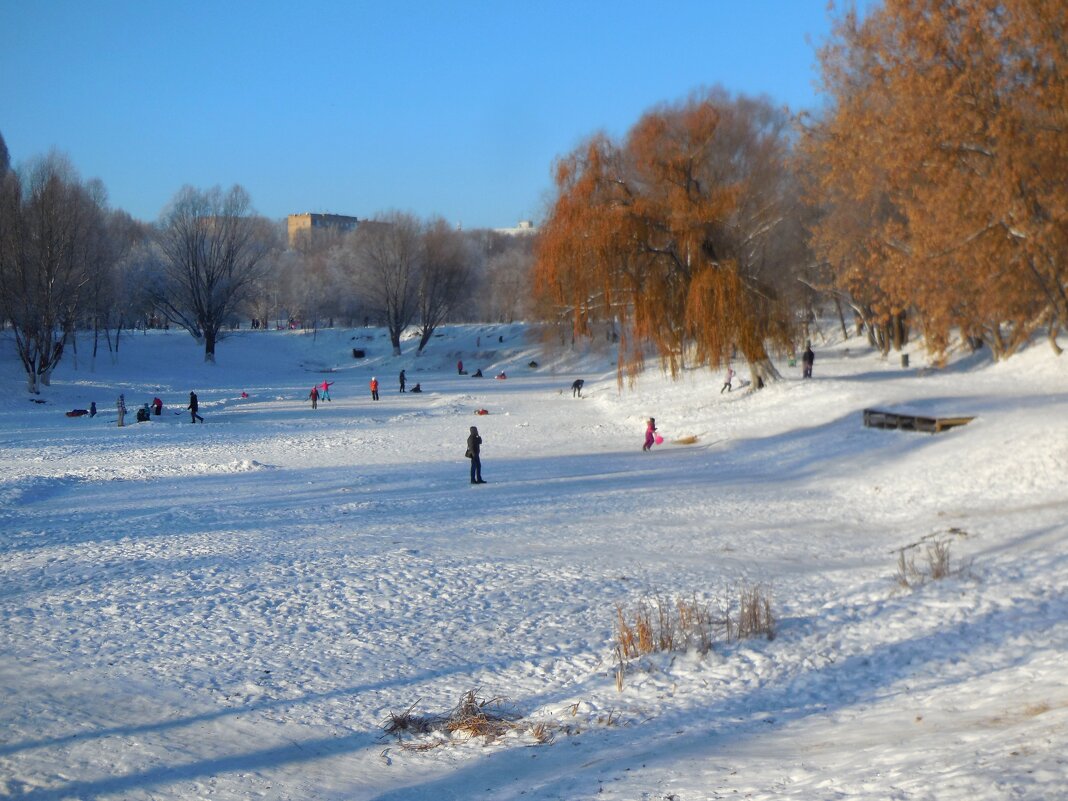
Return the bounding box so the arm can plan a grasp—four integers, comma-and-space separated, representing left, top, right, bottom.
2, 323, 1067, 800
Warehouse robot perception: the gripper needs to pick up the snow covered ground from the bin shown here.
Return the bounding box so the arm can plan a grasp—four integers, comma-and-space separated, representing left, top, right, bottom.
2, 322, 1066, 800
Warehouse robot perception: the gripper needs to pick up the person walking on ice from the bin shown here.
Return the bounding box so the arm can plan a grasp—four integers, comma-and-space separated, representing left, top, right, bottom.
116, 394, 126, 427
721, 365, 735, 393
187, 391, 204, 423
370, 377, 379, 401
802, 343, 815, 379
309, 385, 319, 410
319, 380, 333, 401
642, 417, 657, 452
467, 425, 486, 484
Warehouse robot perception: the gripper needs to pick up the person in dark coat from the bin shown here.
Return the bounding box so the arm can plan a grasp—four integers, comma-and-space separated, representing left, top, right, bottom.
467, 425, 486, 484
187, 391, 204, 423
89, 401, 97, 418
571, 379, 584, 398
802, 343, 815, 379
399, 369, 406, 392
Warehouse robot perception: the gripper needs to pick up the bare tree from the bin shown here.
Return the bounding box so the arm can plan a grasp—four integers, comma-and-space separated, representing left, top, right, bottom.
0, 153, 109, 393
0, 129, 10, 176
481, 236, 533, 323
88, 214, 159, 365
415, 218, 472, 353
351, 212, 422, 356
153, 185, 273, 362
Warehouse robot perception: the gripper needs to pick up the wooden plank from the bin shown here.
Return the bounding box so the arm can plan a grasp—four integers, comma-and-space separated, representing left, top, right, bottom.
863, 409, 974, 434
934, 416, 975, 432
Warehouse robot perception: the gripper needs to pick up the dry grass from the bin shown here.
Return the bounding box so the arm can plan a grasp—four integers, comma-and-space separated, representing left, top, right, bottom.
383, 690, 559, 749
735, 584, 776, 641
615, 586, 774, 672
894, 530, 969, 588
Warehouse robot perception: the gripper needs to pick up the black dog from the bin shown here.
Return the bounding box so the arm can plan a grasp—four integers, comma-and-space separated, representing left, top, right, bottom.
571, 379, 584, 398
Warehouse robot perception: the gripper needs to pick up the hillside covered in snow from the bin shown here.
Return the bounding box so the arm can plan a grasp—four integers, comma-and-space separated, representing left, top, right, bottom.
2, 323, 1067, 800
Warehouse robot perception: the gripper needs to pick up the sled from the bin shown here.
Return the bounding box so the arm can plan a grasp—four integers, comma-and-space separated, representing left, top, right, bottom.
673, 435, 699, 445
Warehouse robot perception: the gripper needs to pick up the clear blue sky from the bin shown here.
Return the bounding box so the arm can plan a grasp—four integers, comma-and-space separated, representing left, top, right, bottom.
1, 1, 853, 228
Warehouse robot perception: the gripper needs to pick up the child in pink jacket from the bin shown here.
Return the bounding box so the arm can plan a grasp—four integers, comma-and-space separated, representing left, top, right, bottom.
643, 418, 657, 451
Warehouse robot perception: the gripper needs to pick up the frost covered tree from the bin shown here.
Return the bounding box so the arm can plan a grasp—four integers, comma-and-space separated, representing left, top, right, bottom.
415, 218, 472, 353
349, 212, 422, 356
0, 153, 110, 393
153, 185, 274, 362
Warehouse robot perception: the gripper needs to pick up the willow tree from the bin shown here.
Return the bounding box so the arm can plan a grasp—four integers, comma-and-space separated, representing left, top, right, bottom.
534, 89, 798, 387
808, 0, 1068, 359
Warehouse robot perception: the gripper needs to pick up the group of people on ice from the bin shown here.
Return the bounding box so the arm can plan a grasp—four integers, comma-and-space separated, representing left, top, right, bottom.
308, 380, 333, 409
107, 392, 202, 426
93, 340, 819, 485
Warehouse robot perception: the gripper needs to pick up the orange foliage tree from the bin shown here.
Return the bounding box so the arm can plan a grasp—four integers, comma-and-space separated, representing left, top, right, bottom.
807, 0, 1068, 359
534, 90, 801, 387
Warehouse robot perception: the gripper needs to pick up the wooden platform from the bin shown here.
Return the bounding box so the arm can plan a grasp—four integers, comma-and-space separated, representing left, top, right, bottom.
863, 408, 974, 434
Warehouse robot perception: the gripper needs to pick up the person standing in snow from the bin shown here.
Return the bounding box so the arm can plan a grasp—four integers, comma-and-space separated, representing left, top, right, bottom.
642, 417, 657, 452
319, 380, 333, 401
721, 365, 735, 393
187, 391, 204, 423
89, 401, 97, 418
309, 385, 319, 410
802, 343, 815, 379
457, 359, 464, 375
399, 369, 406, 393
152, 397, 163, 415
467, 425, 486, 484
116, 394, 126, 427
370, 377, 379, 401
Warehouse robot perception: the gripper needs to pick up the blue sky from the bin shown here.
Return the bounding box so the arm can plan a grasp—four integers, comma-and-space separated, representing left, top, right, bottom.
1, 2, 853, 228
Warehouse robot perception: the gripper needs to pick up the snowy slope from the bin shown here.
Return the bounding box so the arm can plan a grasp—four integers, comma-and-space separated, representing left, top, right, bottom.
1, 323, 1066, 800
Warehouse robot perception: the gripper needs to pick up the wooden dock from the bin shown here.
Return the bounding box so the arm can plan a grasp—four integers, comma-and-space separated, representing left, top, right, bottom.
863, 409, 974, 434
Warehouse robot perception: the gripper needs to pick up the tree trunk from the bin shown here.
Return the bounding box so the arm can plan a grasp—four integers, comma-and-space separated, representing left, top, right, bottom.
834, 296, 849, 339
891, 311, 907, 351
746, 355, 781, 389
417, 326, 433, 354
204, 330, 217, 363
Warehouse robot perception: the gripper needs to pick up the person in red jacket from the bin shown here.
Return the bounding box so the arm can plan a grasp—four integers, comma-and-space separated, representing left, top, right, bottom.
370, 377, 379, 401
